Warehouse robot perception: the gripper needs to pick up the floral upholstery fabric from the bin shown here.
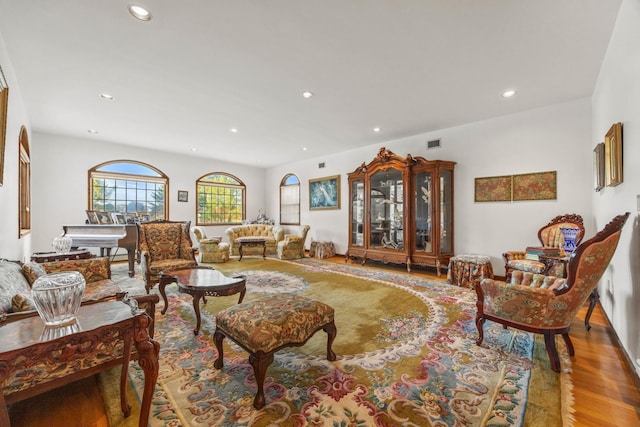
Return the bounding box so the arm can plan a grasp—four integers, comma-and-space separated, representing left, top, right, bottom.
277, 225, 310, 260
138, 221, 198, 286
215, 294, 334, 354
22, 262, 47, 285
40, 257, 122, 303
479, 230, 622, 329
0, 260, 34, 314
225, 224, 284, 256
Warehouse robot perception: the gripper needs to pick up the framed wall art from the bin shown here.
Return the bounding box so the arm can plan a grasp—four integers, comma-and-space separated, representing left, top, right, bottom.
593, 142, 605, 192
474, 175, 512, 202
513, 171, 556, 201
0, 65, 8, 186
605, 122, 623, 187
178, 190, 188, 202
309, 175, 340, 210
86, 210, 99, 224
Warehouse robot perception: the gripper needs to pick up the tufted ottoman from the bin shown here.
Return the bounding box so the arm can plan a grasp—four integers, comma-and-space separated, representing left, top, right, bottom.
213, 294, 337, 409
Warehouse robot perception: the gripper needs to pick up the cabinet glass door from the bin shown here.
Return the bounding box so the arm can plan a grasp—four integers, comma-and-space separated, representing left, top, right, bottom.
440, 169, 453, 254
414, 172, 432, 253
370, 168, 403, 249
351, 180, 365, 246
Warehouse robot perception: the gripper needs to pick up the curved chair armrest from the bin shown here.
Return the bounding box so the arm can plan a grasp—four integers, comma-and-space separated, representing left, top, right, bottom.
502, 251, 526, 263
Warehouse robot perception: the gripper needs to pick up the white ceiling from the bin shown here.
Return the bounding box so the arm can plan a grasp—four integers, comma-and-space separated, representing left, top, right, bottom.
0, 0, 622, 168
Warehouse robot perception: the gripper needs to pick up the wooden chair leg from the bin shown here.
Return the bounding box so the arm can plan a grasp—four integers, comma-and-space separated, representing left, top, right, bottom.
475, 316, 486, 345
585, 289, 599, 331
562, 332, 575, 356
543, 330, 561, 373
249, 351, 274, 409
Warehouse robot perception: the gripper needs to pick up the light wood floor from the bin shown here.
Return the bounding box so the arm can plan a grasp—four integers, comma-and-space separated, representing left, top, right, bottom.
7, 260, 640, 426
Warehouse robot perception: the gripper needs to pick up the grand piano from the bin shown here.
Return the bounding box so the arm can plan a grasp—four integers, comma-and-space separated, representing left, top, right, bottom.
63, 224, 137, 277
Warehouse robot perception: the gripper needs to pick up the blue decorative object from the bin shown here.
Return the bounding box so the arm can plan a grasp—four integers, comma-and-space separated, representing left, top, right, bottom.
560, 227, 579, 254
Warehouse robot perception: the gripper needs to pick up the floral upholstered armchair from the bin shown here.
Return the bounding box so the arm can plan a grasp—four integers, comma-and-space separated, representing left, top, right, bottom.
191, 226, 230, 263
277, 225, 310, 260
137, 220, 198, 292
476, 213, 629, 372
503, 214, 585, 281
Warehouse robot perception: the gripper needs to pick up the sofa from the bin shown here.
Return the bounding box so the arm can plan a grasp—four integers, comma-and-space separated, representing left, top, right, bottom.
0, 258, 158, 333
225, 224, 284, 256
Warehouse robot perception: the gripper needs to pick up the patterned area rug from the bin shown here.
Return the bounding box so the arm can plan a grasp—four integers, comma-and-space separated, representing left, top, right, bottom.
107, 258, 573, 426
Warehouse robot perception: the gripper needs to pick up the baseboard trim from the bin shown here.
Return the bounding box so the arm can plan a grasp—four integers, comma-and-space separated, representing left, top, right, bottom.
598, 302, 640, 390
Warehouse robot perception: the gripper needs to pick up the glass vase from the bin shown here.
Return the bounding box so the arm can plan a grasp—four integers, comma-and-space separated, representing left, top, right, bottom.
52, 233, 73, 254
31, 272, 86, 326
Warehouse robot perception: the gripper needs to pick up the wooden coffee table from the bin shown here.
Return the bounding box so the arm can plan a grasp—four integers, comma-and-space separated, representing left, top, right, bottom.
237, 237, 267, 261
158, 266, 246, 335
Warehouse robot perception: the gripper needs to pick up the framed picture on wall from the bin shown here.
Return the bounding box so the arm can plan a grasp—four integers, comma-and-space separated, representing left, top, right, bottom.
0, 65, 8, 186
178, 190, 188, 202
309, 175, 341, 210
593, 142, 605, 191
605, 122, 623, 187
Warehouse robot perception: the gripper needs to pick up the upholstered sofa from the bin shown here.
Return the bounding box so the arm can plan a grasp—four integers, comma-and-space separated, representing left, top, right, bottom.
0, 258, 158, 332
225, 224, 284, 256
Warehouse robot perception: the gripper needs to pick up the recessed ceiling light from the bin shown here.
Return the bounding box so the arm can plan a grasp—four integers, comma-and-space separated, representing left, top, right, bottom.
230, 128, 238, 133
502, 89, 517, 98
88, 129, 98, 134
129, 5, 152, 21
302, 147, 308, 151
373, 127, 381, 132
99, 93, 115, 100
191, 148, 197, 152
302, 91, 314, 99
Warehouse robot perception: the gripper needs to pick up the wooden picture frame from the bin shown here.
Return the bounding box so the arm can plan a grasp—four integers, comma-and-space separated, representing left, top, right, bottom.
309, 175, 341, 210
125, 213, 137, 224
96, 211, 113, 224
512, 171, 557, 201
593, 142, 605, 192
177, 190, 188, 202
138, 212, 150, 222
86, 210, 99, 224
474, 175, 512, 202
0, 65, 8, 186
605, 122, 623, 187
111, 212, 126, 224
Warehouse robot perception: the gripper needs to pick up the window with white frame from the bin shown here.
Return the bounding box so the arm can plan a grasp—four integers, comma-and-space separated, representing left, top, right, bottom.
280, 174, 300, 225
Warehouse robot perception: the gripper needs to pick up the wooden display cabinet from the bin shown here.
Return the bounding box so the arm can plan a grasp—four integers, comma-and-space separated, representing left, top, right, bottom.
346, 147, 455, 275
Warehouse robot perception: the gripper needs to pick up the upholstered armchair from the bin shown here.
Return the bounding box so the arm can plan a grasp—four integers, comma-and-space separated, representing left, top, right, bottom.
191, 226, 230, 263
137, 220, 198, 293
476, 213, 629, 372
277, 225, 310, 260
503, 214, 585, 281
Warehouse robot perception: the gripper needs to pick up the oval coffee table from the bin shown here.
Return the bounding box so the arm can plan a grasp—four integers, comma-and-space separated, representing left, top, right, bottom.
158, 266, 246, 335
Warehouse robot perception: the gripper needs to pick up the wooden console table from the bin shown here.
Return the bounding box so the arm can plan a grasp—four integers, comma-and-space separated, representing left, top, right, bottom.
0, 301, 159, 427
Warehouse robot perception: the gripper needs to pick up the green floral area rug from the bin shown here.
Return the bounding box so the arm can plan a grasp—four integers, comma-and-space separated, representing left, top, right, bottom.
106, 258, 573, 426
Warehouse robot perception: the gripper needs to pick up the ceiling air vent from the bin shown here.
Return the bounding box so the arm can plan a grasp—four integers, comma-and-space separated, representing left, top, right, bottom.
427, 139, 441, 149
318, 162, 325, 168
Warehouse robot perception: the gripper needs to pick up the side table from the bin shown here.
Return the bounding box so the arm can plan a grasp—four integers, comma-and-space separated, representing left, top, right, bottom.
30, 249, 92, 263
0, 301, 159, 427
446, 254, 494, 289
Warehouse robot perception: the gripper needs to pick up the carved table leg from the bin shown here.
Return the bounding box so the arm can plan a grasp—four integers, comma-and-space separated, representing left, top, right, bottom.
249, 351, 274, 409
192, 294, 203, 335
120, 332, 134, 417
134, 313, 160, 427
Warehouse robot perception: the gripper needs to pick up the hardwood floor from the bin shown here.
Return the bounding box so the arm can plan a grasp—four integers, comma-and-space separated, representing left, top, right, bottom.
7, 259, 640, 426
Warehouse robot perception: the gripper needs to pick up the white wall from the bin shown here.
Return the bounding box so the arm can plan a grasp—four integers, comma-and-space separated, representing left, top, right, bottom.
30, 133, 267, 253
0, 33, 32, 261
267, 98, 594, 274
592, 0, 640, 377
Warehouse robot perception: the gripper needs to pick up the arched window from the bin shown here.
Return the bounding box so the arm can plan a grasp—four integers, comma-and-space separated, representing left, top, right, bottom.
196, 172, 245, 225
18, 126, 31, 237
88, 160, 168, 221
280, 174, 300, 225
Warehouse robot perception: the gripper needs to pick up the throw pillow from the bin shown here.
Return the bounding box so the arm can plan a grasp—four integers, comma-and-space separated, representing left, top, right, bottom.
22, 262, 47, 286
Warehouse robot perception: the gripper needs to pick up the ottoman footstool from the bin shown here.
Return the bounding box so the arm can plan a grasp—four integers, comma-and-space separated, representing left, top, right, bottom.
213, 294, 337, 409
